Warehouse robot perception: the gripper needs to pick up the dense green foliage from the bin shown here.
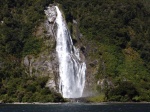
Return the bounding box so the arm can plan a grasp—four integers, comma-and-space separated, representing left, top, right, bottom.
0, 0, 150, 102
0, 76, 64, 103
0, 0, 65, 103
57, 0, 150, 102
0, 0, 52, 57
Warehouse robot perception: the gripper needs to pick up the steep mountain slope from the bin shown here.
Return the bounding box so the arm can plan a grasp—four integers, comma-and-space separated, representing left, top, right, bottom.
0, 0, 150, 102
0, 0, 64, 103
57, 0, 150, 101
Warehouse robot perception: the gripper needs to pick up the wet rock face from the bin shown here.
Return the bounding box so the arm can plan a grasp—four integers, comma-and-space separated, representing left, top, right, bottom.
44, 6, 57, 23
44, 6, 57, 38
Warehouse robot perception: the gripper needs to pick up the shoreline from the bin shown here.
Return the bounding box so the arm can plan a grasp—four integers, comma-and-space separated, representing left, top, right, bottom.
1, 102, 150, 105
3, 102, 63, 105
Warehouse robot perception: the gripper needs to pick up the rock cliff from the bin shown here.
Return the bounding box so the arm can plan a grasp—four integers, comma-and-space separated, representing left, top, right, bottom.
23, 5, 59, 92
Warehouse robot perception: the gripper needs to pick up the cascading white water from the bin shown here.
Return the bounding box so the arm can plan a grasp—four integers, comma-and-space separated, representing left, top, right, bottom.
55, 6, 86, 98
45, 6, 86, 98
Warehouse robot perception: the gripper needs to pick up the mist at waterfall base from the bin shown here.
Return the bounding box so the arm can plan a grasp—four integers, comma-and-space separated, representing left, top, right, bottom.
45, 6, 86, 98
1, 103, 150, 112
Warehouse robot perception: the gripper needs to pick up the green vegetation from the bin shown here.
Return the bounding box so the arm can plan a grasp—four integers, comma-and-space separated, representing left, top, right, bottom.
107, 81, 139, 102
0, 0, 52, 57
0, 0, 150, 102
57, 0, 150, 102
0, 0, 65, 103
0, 76, 64, 103
87, 94, 105, 102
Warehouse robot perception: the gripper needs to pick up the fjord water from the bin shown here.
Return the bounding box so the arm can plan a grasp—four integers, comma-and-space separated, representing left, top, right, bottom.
54, 6, 86, 98
1, 103, 150, 112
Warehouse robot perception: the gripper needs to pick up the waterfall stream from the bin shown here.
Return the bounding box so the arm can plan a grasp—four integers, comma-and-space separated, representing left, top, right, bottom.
45, 6, 86, 98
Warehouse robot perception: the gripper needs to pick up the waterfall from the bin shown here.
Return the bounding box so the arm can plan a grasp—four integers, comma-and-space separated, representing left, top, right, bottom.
45, 6, 86, 98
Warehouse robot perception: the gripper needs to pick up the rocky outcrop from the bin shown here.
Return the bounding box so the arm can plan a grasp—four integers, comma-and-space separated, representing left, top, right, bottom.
23, 5, 59, 92
97, 78, 114, 90
44, 5, 57, 38
82, 46, 104, 97
45, 6, 57, 23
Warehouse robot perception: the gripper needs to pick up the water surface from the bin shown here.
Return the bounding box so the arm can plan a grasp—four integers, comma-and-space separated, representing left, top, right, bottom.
0, 103, 150, 112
